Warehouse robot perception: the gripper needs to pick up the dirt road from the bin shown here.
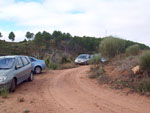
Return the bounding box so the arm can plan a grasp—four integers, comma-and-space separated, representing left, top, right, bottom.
0, 66, 150, 113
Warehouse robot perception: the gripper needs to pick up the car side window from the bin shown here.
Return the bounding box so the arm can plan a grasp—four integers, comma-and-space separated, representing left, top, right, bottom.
25, 57, 30, 64
21, 57, 29, 66
16, 57, 24, 68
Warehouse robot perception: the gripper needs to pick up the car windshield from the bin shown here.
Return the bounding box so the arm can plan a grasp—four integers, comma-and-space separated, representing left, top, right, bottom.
78, 55, 88, 59
0, 58, 15, 69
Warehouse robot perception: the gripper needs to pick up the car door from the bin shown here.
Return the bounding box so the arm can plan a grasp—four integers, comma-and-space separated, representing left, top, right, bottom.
21, 56, 31, 80
15, 57, 24, 84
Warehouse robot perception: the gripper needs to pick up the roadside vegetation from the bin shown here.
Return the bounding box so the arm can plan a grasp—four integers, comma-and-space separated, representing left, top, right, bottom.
99, 37, 125, 58
0, 88, 9, 98
45, 56, 78, 70
45, 57, 58, 70
89, 37, 150, 96
89, 54, 103, 78
1, 31, 148, 70
140, 51, 150, 73
126, 44, 140, 56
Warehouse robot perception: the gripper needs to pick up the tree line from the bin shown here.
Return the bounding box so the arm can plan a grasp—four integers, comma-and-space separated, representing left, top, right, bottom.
0, 31, 34, 41
0, 31, 149, 57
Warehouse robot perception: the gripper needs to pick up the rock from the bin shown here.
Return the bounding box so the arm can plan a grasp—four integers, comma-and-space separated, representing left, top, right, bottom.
23, 109, 30, 113
30, 100, 35, 103
18, 97, 25, 102
131, 65, 140, 74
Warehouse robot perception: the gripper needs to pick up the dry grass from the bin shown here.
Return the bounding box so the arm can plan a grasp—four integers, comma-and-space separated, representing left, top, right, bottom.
0, 88, 9, 98
58, 62, 78, 70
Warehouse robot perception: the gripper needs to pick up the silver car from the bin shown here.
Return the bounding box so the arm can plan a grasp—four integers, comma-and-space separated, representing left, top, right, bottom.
75, 54, 91, 65
0, 56, 33, 92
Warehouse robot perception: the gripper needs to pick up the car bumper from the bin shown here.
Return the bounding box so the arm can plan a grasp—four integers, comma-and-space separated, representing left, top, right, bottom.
75, 61, 88, 65
0, 81, 11, 91
42, 64, 46, 70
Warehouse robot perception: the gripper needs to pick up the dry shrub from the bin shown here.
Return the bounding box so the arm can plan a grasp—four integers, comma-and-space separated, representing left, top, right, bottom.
140, 51, 150, 72
45, 57, 57, 70
126, 44, 140, 56
0, 88, 9, 98
138, 78, 150, 93
89, 64, 105, 79
89, 54, 101, 65
99, 37, 125, 58
61, 56, 72, 64
132, 78, 150, 93
59, 62, 78, 70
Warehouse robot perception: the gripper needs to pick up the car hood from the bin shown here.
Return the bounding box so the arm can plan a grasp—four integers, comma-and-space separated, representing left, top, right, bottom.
0, 69, 11, 76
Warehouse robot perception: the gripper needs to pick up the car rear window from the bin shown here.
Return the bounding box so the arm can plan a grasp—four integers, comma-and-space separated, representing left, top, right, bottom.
29, 58, 36, 62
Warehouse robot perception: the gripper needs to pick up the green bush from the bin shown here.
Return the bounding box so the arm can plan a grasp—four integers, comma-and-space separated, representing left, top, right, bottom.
45, 57, 57, 70
126, 44, 140, 56
59, 62, 78, 70
89, 64, 105, 79
99, 37, 125, 58
61, 56, 71, 64
89, 54, 101, 65
0, 88, 9, 98
138, 79, 150, 92
140, 51, 150, 71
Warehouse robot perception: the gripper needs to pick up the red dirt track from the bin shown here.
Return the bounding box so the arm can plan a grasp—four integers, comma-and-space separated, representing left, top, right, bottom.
0, 66, 150, 113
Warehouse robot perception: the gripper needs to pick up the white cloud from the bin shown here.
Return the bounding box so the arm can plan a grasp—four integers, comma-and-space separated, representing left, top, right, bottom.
0, 0, 149, 46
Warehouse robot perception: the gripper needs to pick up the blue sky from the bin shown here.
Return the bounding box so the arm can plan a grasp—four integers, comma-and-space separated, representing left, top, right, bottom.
0, 0, 150, 46
0, 20, 26, 31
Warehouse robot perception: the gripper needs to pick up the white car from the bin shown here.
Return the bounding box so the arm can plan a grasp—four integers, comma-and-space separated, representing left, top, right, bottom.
75, 54, 91, 65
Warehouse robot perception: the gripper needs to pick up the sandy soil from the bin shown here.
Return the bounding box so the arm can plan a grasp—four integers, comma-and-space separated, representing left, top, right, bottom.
0, 66, 150, 113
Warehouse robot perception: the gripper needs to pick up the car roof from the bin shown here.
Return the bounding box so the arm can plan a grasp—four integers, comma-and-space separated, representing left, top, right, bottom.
79, 54, 90, 56
29, 56, 37, 59
29, 56, 35, 58
0, 55, 28, 59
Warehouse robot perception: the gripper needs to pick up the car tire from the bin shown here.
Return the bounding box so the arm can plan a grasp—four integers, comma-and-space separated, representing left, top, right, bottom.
34, 66, 42, 74
75, 63, 78, 65
10, 78, 16, 92
28, 72, 34, 81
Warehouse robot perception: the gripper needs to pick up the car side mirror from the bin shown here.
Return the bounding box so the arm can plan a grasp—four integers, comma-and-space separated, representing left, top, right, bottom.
15, 66, 19, 70
15, 65, 21, 70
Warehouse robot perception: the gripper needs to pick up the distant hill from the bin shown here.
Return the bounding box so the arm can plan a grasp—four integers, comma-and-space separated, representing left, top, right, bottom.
0, 31, 149, 63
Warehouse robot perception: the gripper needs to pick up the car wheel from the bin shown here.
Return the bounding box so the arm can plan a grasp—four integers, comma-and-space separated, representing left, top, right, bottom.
34, 66, 42, 74
75, 63, 78, 65
10, 78, 16, 92
28, 72, 34, 81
